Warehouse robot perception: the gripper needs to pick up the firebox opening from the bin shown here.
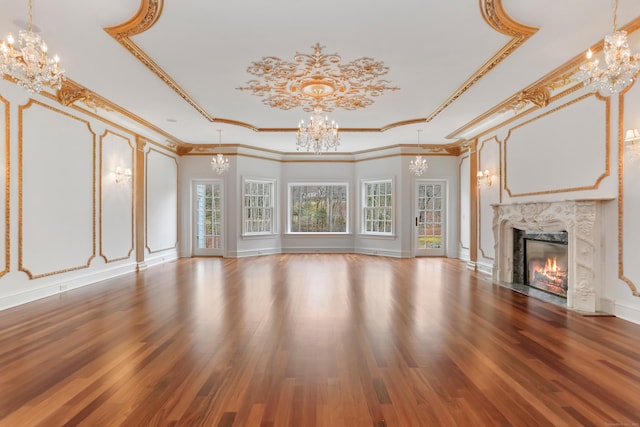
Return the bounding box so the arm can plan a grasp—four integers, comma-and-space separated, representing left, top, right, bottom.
524, 234, 568, 298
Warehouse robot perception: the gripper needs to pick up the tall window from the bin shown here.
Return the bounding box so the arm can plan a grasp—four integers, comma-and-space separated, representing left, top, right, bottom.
362, 179, 393, 235
288, 183, 348, 233
243, 179, 275, 235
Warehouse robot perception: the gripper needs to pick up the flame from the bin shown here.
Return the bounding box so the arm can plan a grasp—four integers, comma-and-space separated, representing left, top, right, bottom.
545, 256, 558, 273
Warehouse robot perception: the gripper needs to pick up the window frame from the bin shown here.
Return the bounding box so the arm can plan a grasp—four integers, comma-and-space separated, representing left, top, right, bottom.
242, 177, 277, 237
361, 178, 395, 236
287, 182, 350, 234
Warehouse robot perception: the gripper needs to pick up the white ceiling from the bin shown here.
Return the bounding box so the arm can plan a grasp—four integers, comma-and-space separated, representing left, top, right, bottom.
2, 0, 640, 153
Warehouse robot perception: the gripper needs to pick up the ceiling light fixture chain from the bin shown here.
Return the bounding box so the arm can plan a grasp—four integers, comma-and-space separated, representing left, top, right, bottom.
211, 129, 230, 175
0, 0, 65, 93
296, 107, 339, 155
577, 0, 640, 96
409, 129, 428, 176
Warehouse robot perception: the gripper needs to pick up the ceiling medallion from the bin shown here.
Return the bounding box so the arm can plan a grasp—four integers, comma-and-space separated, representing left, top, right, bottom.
237, 43, 399, 112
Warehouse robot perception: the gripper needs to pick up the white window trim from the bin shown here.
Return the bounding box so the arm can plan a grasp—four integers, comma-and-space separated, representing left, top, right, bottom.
287, 182, 350, 234
242, 177, 277, 237
360, 178, 395, 237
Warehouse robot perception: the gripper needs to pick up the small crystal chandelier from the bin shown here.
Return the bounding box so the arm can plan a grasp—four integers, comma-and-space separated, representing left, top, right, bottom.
211, 129, 230, 175
296, 107, 339, 155
577, 0, 640, 96
409, 130, 428, 176
0, 0, 64, 93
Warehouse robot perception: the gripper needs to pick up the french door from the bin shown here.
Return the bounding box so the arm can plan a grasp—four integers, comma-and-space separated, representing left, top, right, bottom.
192, 181, 224, 256
415, 180, 446, 256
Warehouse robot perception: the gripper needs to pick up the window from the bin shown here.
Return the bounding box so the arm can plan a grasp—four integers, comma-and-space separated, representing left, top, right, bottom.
362, 179, 393, 235
288, 183, 348, 233
243, 178, 275, 235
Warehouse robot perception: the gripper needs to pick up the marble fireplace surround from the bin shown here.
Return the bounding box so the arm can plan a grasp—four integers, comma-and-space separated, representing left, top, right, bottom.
492, 200, 607, 313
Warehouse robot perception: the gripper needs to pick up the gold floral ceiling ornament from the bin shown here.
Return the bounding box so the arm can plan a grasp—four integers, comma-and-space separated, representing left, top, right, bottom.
237, 43, 399, 112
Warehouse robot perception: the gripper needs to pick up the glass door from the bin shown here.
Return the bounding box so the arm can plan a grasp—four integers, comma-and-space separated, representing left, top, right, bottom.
415, 180, 446, 256
192, 181, 224, 256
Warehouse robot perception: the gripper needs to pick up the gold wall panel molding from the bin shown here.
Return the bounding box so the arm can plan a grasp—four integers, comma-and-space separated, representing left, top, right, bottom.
145, 148, 178, 254
103, 0, 538, 134
99, 130, 135, 263
458, 154, 470, 250
478, 136, 502, 260
18, 99, 97, 279
617, 95, 640, 297
504, 94, 610, 198
0, 95, 9, 279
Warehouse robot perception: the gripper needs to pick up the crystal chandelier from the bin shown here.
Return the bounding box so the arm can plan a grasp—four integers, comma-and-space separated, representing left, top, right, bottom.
296, 107, 339, 155
211, 129, 230, 175
577, 0, 640, 96
409, 130, 428, 176
0, 0, 64, 93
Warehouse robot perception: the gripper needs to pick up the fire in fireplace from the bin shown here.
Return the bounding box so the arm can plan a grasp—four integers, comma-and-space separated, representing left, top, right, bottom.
525, 238, 568, 297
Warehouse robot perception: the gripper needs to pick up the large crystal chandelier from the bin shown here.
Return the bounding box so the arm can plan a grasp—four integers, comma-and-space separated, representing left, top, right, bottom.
577, 0, 640, 96
409, 130, 428, 176
211, 129, 230, 175
0, 0, 64, 93
296, 107, 339, 155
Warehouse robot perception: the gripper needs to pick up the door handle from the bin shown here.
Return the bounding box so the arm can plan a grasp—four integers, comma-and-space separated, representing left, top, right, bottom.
415, 217, 418, 226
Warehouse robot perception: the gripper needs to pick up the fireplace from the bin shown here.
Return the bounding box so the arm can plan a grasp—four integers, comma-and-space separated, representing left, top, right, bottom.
524, 236, 568, 297
492, 200, 606, 313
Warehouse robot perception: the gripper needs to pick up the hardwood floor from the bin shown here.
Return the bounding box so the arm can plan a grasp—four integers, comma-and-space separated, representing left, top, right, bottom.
0, 254, 639, 426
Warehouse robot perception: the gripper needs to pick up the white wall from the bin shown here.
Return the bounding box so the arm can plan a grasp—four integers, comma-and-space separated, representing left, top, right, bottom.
0, 80, 179, 310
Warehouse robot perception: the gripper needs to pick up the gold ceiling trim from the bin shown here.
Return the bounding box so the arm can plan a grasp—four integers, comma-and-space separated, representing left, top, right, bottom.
103, 0, 538, 135
237, 43, 399, 112
449, 16, 640, 141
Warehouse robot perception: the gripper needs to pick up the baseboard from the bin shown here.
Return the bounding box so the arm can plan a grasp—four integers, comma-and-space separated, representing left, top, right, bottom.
354, 247, 406, 258
476, 261, 493, 276
0, 261, 138, 312
144, 251, 178, 267
614, 301, 640, 324
281, 247, 353, 254
233, 248, 282, 258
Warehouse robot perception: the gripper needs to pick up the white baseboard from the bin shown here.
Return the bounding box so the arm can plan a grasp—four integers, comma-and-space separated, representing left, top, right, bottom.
476, 261, 493, 276
144, 251, 178, 267
233, 248, 281, 258
281, 247, 353, 254
0, 261, 138, 312
354, 247, 407, 258
614, 301, 640, 325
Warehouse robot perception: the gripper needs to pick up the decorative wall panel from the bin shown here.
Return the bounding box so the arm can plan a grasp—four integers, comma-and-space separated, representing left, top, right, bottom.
459, 155, 470, 250
19, 100, 96, 278
0, 95, 8, 278
146, 148, 178, 253
478, 137, 501, 260
100, 130, 134, 262
505, 95, 609, 197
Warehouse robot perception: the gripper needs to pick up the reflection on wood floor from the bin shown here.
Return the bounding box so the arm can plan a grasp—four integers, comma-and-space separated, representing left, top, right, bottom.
0, 254, 639, 426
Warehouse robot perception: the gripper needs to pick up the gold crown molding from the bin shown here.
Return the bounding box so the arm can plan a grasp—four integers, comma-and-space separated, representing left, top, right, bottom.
449, 16, 640, 142
18, 99, 97, 279
99, 130, 135, 263
0, 95, 9, 279
419, 0, 538, 125
144, 148, 178, 254
50, 78, 183, 153
503, 94, 610, 198
104, 0, 538, 135
618, 95, 640, 297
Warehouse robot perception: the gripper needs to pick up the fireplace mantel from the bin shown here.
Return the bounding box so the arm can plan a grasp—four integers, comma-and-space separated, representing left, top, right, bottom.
492, 199, 608, 313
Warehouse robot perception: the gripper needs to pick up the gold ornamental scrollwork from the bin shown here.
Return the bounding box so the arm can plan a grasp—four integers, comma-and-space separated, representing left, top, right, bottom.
237, 43, 399, 113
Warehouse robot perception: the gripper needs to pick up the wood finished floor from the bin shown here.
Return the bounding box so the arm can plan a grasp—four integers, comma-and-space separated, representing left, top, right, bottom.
0, 255, 639, 426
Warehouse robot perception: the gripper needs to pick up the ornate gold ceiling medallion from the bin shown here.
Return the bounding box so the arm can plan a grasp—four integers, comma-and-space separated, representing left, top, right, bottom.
237, 43, 399, 112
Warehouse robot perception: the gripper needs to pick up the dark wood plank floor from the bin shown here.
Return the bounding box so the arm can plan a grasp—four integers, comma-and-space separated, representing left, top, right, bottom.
1, 254, 639, 426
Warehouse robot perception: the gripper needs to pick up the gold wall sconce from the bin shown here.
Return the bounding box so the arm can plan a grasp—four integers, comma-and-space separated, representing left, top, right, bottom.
477, 169, 493, 186
114, 166, 132, 183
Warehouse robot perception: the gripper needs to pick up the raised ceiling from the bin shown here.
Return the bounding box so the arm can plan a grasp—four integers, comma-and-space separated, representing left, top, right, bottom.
2, 0, 640, 153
